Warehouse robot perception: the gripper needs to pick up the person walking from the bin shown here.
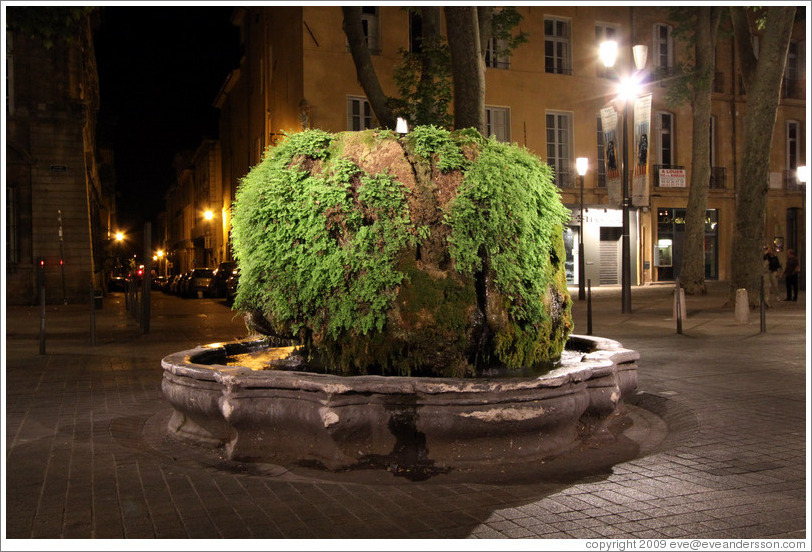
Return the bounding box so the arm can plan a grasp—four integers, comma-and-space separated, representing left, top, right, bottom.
784, 249, 800, 301
763, 245, 782, 306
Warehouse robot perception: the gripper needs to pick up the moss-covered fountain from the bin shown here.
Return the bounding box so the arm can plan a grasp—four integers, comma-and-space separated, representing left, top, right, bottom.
161, 127, 639, 478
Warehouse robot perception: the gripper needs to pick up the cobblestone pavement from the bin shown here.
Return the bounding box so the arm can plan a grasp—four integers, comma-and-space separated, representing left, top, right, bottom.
3, 281, 808, 548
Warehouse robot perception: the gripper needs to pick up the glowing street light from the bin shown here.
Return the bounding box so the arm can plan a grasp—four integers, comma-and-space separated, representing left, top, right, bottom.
576, 157, 589, 301
204, 210, 214, 221
600, 39, 648, 314
796, 166, 808, 184
115, 231, 124, 242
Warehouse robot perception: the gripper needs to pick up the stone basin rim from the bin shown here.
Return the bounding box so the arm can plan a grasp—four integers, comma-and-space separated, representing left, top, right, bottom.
160, 333, 640, 474
161, 333, 639, 393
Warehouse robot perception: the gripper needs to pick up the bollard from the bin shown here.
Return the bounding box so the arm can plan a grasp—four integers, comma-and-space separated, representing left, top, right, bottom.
760, 277, 766, 333
587, 279, 593, 336
39, 258, 46, 355
734, 288, 749, 324
674, 278, 684, 334
90, 283, 96, 347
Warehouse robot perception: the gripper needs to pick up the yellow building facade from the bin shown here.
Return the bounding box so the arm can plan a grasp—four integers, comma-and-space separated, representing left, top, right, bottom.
213, 6, 806, 288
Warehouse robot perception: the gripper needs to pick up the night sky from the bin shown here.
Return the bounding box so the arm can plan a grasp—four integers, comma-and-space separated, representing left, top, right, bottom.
94, 6, 240, 235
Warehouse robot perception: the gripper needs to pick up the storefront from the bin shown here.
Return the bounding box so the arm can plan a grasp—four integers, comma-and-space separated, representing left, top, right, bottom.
566, 207, 639, 288
654, 208, 719, 281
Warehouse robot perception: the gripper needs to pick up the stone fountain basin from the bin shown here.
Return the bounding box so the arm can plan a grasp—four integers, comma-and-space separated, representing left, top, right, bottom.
161, 335, 638, 474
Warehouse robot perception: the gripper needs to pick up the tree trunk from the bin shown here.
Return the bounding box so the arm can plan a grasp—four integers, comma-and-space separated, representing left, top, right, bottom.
445, 6, 485, 134
680, 7, 722, 295
728, 6, 795, 306
417, 7, 442, 124
342, 6, 396, 130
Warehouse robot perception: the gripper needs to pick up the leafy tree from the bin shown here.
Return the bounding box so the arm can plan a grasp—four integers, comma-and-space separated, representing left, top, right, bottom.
341, 6, 397, 130
445, 7, 486, 133
663, 7, 724, 295
342, 7, 527, 132
6, 7, 96, 49
728, 6, 796, 306
390, 7, 452, 128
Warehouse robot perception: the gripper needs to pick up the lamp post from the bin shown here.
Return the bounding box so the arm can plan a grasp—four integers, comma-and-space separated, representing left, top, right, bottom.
576, 157, 589, 301
600, 40, 647, 314
204, 210, 214, 266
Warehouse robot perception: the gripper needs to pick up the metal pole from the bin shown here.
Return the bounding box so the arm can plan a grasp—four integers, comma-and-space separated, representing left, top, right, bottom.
621, 100, 632, 314
578, 173, 586, 301
39, 258, 46, 355
58, 210, 67, 304
760, 275, 766, 333
587, 279, 593, 336
90, 282, 96, 346
141, 222, 152, 334
675, 278, 683, 335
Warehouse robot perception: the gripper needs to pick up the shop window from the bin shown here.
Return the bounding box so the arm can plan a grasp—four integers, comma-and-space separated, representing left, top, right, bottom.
656, 208, 718, 281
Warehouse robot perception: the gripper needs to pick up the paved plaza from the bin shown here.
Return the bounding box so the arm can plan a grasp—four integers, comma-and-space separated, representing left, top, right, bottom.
2, 281, 809, 547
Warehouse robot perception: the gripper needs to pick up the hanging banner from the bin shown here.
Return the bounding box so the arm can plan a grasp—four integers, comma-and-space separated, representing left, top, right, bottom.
632, 94, 652, 207
600, 105, 621, 207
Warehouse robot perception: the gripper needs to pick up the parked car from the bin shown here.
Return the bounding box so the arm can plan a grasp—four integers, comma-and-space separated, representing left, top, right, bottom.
152, 275, 168, 291
171, 272, 189, 296
225, 269, 240, 305
164, 274, 179, 294
208, 261, 238, 298
186, 268, 216, 298
107, 276, 126, 292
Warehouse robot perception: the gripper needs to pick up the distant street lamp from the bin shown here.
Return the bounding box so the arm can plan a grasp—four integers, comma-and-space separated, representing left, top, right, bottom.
115, 231, 124, 242
203, 210, 215, 266
576, 157, 589, 301
797, 166, 807, 185
600, 39, 647, 314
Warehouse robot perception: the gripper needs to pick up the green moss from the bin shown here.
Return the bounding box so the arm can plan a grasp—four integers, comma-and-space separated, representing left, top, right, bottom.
231, 130, 417, 344
231, 127, 572, 377
446, 138, 572, 367
405, 125, 469, 172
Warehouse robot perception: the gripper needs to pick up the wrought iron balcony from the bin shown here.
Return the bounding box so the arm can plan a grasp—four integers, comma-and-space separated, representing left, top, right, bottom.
709, 166, 726, 189
784, 170, 807, 191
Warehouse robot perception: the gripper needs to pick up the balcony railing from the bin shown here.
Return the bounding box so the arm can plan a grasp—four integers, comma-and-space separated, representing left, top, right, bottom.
709, 166, 726, 189
713, 71, 725, 94
784, 170, 807, 191
782, 78, 805, 100
555, 169, 574, 189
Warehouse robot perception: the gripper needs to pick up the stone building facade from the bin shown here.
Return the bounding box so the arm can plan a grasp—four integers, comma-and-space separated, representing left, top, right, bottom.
5, 10, 114, 304
173, 6, 806, 287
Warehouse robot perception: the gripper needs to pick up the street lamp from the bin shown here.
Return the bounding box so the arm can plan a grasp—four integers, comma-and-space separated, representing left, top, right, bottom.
600, 39, 647, 314
797, 166, 807, 185
576, 157, 589, 301
203, 210, 214, 266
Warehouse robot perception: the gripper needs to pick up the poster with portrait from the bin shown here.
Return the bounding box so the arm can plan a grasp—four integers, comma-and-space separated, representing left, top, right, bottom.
600, 105, 621, 207
632, 94, 652, 207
